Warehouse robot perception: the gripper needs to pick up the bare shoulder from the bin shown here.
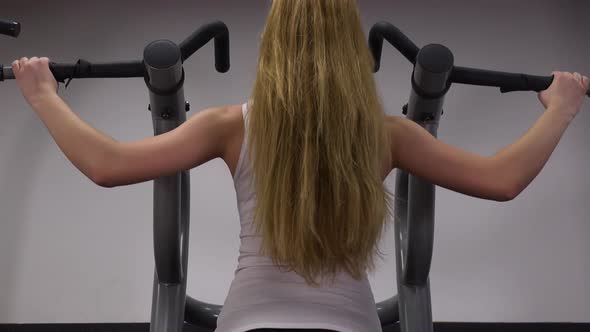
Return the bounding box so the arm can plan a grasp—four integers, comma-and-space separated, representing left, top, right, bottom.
198, 104, 243, 126
384, 114, 412, 168
384, 113, 402, 131
202, 104, 245, 176
382, 114, 420, 175
221, 103, 245, 137
191, 104, 244, 139
100, 104, 245, 187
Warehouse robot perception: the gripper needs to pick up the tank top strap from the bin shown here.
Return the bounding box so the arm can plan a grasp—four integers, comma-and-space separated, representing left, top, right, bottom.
233, 102, 250, 181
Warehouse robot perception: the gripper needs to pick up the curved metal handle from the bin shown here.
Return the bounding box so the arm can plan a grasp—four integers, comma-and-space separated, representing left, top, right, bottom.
0, 19, 20, 38
153, 174, 183, 284
370, 21, 590, 97
404, 175, 436, 286
184, 296, 222, 329
376, 296, 400, 326
179, 20, 230, 73
394, 167, 436, 288
368, 21, 420, 72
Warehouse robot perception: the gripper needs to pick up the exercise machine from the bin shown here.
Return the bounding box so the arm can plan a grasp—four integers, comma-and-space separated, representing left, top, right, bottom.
368, 21, 590, 332
3, 16, 588, 332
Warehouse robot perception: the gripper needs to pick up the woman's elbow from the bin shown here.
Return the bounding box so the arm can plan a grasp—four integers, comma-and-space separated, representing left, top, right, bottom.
92, 168, 116, 188
92, 152, 119, 188
498, 183, 520, 202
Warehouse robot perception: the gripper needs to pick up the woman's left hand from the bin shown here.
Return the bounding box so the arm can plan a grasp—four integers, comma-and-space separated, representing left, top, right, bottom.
12, 57, 58, 108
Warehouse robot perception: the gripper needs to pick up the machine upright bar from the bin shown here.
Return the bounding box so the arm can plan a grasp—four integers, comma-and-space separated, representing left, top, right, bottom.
393, 43, 454, 332
143, 39, 191, 332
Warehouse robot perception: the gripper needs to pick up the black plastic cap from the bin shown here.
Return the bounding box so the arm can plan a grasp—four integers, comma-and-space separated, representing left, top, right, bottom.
144, 40, 181, 69
416, 44, 454, 74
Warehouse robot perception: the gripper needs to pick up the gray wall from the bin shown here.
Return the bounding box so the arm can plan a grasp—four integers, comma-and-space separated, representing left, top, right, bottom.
0, 0, 588, 324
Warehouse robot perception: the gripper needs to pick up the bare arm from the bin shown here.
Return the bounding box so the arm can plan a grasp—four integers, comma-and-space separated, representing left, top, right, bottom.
389, 105, 573, 202
14, 57, 242, 188
98, 105, 240, 187
15, 57, 118, 185
28, 93, 239, 188
490, 107, 572, 198
29, 94, 117, 185
388, 115, 512, 201
388, 71, 589, 202
497, 71, 588, 198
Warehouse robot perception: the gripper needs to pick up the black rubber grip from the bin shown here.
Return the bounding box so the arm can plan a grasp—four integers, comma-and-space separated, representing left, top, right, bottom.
498, 74, 554, 93
48, 60, 145, 82
1, 66, 14, 81
512, 75, 590, 97
452, 66, 590, 97
0, 60, 145, 82
179, 21, 230, 73
0, 20, 20, 38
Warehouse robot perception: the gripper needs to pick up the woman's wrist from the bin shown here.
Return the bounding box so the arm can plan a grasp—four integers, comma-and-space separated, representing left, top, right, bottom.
546, 105, 576, 124
29, 92, 61, 112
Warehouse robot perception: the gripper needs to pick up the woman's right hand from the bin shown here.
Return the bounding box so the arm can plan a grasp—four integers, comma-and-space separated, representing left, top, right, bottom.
538, 71, 589, 120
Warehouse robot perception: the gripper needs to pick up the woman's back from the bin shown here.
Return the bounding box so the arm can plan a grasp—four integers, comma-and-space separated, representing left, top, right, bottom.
215, 102, 384, 332
244, 0, 392, 290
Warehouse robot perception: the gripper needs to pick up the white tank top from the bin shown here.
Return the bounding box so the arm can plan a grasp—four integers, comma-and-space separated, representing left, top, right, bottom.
215, 102, 383, 332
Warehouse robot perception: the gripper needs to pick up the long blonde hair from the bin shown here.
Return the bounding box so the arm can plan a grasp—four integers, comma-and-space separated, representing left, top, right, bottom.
248, 0, 392, 287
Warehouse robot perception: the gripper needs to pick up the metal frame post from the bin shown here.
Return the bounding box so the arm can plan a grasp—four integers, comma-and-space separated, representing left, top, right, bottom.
393, 43, 454, 332
143, 39, 191, 332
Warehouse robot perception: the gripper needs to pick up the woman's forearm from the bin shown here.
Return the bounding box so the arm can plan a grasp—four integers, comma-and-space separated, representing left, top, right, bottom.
492, 107, 573, 198
30, 94, 117, 184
